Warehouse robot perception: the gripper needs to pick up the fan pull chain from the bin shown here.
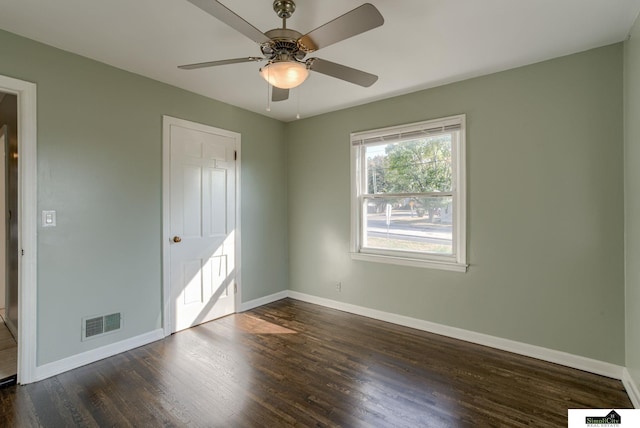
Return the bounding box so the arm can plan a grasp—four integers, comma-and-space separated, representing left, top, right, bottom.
296, 86, 301, 119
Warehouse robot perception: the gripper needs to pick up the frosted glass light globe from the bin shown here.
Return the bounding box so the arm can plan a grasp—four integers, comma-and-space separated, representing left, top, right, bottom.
260, 61, 309, 89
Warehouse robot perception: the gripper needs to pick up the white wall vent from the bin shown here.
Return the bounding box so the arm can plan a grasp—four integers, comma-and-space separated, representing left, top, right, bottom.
82, 313, 122, 341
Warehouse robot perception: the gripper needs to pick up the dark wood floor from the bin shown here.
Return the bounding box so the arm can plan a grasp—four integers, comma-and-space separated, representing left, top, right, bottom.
0, 298, 632, 427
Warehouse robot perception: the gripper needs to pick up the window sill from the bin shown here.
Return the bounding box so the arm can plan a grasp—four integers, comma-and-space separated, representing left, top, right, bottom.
350, 252, 468, 272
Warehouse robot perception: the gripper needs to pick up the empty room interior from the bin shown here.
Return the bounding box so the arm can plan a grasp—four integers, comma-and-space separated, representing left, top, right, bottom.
2, 0, 640, 426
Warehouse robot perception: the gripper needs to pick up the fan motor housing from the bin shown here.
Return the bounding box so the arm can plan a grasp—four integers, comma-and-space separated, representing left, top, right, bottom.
262, 28, 306, 60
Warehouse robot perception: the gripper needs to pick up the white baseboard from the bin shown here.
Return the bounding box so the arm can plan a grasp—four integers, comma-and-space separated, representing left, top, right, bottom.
27, 291, 629, 390
287, 291, 624, 380
240, 290, 289, 312
623, 368, 640, 408
33, 329, 164, 383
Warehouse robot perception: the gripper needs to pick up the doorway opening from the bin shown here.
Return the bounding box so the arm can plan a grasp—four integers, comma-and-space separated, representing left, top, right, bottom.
0, 93, 18, 387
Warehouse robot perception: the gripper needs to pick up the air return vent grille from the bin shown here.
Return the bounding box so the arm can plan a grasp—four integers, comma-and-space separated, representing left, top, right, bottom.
82, 313, 122, 341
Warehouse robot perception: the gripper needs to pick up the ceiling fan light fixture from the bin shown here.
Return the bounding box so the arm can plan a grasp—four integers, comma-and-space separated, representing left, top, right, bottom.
260, 60, 309, 89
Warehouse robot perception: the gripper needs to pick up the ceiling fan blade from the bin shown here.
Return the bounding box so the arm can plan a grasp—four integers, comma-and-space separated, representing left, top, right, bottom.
178, 57, 264, 70
272, 87, 289, 102
308, 58, 378, 87
187, 0, 270, 44
298, 3, 384, 53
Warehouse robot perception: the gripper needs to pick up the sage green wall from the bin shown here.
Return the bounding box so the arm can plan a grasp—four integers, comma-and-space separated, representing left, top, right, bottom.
625, 15, 640, 386
0, 29, 288, 365
0, 24, 626, 369
287, 44, 625, 364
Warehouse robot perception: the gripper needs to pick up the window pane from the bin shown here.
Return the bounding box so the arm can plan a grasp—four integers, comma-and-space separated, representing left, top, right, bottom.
364, 196, 453, 255
365, 134, 453, 194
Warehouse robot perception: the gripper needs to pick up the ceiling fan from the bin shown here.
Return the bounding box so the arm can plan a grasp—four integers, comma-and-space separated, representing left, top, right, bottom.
179, 0, 384, 102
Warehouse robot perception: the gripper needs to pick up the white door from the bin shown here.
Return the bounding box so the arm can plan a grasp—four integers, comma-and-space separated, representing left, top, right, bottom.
167, 118, 238, 332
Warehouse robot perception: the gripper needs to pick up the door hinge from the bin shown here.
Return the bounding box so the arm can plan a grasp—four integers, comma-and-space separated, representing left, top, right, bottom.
234, 283, 237, 293
234, 150, 237, 161
21, 249, 24, 256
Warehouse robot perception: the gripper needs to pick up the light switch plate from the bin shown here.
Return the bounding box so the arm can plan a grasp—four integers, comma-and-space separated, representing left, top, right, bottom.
42, 210, 56, 227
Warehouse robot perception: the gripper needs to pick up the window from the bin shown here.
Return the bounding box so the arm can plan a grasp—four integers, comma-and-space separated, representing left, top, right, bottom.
350, 114, 467, 272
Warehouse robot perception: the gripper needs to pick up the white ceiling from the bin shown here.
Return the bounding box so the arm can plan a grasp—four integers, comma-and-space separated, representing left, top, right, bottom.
1, 0, 639, 122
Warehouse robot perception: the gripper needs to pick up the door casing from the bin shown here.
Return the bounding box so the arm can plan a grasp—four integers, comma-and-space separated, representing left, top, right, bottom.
0, 74, 37, 384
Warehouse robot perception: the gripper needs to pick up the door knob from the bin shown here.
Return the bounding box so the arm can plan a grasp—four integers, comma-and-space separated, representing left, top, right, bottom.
173, 236, 182, 243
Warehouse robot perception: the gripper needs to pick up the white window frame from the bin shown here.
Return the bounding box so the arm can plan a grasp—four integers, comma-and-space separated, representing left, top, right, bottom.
350, 114, 468, 272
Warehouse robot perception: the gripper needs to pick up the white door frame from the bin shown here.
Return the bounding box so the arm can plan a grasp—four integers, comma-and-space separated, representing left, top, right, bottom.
161, 115, 241, 336
0, 74, 38, 384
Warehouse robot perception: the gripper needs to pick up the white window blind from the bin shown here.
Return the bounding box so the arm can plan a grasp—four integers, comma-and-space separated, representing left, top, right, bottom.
352, 118, 463, 147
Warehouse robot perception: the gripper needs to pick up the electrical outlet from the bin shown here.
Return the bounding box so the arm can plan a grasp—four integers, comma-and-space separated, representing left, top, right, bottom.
336, 282, 342, 292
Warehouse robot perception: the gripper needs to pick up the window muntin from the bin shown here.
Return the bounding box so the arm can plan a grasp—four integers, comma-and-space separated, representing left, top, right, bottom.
351, 115, 467, 271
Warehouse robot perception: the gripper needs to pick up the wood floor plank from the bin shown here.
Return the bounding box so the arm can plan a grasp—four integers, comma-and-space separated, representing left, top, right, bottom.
0, 319, 16, 348
0, 336, 17, 352
0, 346, 17, 381
0, 326, 12, 340
0, 298, 633, 427
0, 318, 17, 381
